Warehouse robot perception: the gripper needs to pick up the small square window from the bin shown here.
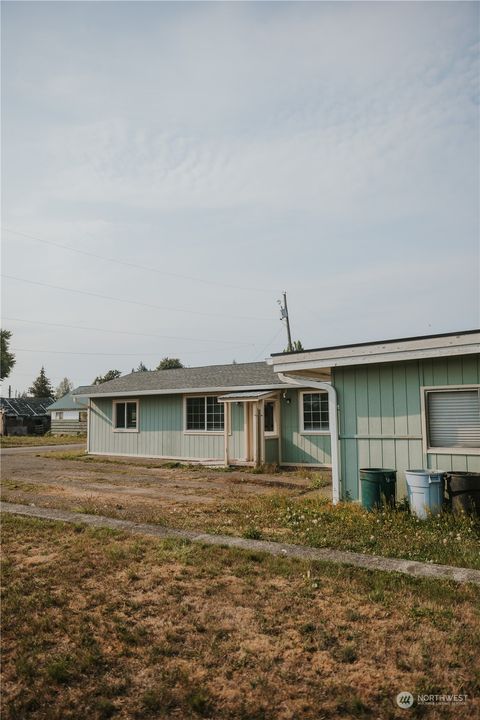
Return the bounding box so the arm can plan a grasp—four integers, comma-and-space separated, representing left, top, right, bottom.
114, 401, 138, 431
301, 392, 329, 432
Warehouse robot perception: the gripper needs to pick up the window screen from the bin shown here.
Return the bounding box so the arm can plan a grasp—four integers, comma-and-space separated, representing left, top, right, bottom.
302, 392, 329, 431
427, 389, 480, 449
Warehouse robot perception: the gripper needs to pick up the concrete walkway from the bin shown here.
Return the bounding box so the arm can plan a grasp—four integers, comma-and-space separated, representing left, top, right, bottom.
0, 443, 85, 456
2, 501, 480, 586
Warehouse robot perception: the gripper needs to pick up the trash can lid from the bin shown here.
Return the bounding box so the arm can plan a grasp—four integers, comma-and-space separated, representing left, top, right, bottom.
406, 469, 444, 476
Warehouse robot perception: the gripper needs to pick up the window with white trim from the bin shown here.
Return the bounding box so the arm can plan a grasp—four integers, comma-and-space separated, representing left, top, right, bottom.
114, 400, 138, 430
301, 392, 329, 432
264, 401, 278, 435
186, 396, 224, 432
426, 388, 480, 450
54, 411, 63, 420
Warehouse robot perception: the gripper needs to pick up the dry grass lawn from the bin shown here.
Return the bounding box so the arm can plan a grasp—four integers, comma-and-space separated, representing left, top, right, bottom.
0, 435, 86, 448
2, 514, 479, 719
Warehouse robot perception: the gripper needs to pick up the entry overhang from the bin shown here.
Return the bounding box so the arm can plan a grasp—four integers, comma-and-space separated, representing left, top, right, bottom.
218, 390, 278, 402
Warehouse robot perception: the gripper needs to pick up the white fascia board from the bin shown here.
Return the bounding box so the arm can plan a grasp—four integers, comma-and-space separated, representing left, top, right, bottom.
271, 340, 480, 373
75, 383, 288, 399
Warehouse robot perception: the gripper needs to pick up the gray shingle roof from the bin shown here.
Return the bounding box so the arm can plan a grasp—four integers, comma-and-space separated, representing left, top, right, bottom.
73, 362, 286, 397
46, 393, 88, 412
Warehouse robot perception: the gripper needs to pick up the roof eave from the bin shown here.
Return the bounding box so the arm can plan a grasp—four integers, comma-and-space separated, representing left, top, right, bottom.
73, 383, 289, 399
271, 342, 480, 373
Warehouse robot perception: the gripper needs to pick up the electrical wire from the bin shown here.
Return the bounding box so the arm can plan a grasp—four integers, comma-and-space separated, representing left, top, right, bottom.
2, 274, 277, 322
2, 316, 256, 347
3, 227, 276, 294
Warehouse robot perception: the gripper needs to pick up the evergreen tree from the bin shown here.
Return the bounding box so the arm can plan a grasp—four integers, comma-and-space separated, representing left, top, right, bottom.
29, 367, 54, 398
93, 369, 122, 385
0, 329, 16, 380
156, 357, 184, 370
284, 340, 304, 352
136, 361, 149, 372
55, 377, 74, 399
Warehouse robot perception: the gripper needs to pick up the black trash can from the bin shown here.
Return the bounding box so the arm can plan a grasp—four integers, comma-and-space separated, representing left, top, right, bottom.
446, 472, 480, 517
360, 468, 397, 511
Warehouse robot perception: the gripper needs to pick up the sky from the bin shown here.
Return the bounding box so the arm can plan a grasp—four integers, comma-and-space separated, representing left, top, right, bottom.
1, 1, 479, 396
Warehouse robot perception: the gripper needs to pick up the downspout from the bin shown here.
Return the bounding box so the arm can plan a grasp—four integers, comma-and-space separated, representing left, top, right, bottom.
278, 373, 341, 505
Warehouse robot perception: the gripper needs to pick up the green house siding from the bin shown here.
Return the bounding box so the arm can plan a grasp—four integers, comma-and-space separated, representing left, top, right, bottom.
334, 355, 480, 500
280, 389, 331, 465
228, 402, 245, 461
265, 437, 280, 464
89, 396, 224, 461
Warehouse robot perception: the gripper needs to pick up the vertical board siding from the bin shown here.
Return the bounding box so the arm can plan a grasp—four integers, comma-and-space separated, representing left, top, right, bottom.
89, 396, 223, 461
228, 403, 245, 461
280, 389, 331, 465
265, 438, 280, 464
335, 355, 480, 500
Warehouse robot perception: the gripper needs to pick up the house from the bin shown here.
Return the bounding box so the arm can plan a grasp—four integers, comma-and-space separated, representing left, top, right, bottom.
269, 329, 480, 503
72, 362, 332, 469
0, 397, 53, 436
46, 392, 88, 435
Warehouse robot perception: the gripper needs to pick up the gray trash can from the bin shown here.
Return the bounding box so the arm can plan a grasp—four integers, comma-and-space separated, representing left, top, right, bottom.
405, 470, 444, 519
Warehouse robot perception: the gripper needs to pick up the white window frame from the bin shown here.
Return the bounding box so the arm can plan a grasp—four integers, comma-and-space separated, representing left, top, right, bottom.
263, 399, 279, 438
183, 394, 224, 435
421, 384, 480, 456
113, 399, 139, 433
54, 411, 63, 420
299, 390, 330, 435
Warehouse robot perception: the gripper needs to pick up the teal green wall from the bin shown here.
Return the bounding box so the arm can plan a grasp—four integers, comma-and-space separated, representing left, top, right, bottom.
89, 396, 224, 461
280, 389, 331, 465
89, 391, 331, 466
265, 437, 280, 464
228, 403, 245, 461
334, 355, 480, 500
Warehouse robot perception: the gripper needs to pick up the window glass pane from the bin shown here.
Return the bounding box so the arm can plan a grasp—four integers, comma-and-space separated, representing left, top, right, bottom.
79, 412, 87, 422
264, 402, 275, 433
116, 403, 126, 429
303, 393, 328, 430
126, 402, 137, 429
186, 397, 205, 430
206, 396, 224, 431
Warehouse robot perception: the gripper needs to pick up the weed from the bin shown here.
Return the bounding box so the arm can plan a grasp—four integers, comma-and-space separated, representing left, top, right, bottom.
243, 527, 263, 540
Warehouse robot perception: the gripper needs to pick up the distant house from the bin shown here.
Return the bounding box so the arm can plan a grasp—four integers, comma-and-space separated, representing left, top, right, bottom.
72, 362, 331, 470
0, 397, 53, 436
46, 393, 88, 435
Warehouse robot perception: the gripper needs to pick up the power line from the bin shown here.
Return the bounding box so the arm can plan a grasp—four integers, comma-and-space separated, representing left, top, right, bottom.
2, 316, 256, 347
13, 346, 252, 357
3, 227, 275, 294
253, 326, 285, 361
2, 274, 276, 322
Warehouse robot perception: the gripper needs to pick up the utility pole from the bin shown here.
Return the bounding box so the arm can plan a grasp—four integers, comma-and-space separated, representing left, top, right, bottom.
278, 291, 293, 352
